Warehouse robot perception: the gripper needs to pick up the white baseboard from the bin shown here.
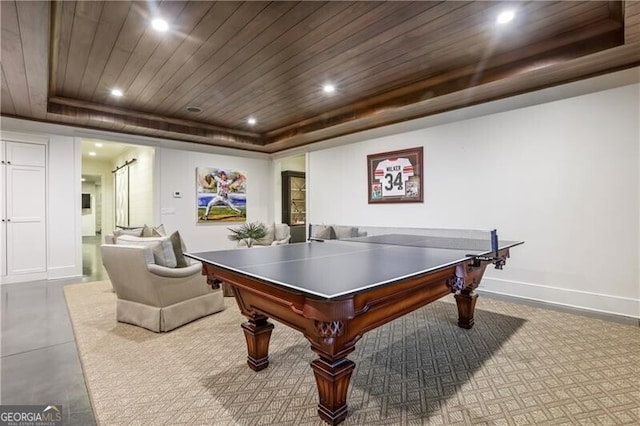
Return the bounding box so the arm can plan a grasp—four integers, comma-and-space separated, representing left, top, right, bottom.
1, 266, 81, 284
0, 272, 48, 285
480, 277, 640, 319
47, 265, 82, 280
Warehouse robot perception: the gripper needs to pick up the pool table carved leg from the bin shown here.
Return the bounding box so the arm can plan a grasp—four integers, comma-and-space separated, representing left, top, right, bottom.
311, 357, 355, 425
454, 290, 478, 329
241, 314, 274, 371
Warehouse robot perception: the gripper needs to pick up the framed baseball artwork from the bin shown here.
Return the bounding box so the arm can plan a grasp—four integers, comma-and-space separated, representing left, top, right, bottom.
196, 167, 247, 223
367, 147, 423, 204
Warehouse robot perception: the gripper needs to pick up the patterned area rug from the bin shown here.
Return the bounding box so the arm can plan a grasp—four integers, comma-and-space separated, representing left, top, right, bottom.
64, 281, 640, 425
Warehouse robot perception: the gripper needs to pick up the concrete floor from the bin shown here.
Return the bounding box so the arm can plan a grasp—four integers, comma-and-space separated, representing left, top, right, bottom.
0, 236, 106, 425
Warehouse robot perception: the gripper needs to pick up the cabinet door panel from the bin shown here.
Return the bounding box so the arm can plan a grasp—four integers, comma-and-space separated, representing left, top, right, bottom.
0, 143, 3, 276
0, 192, 4, 276
7, 166, 46, 220
6, 164, 46, 274
6, 141, 45, 167
7, 221, 46, 274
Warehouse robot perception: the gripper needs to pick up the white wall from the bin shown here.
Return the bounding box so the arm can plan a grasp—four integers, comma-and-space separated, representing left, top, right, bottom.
47, 135, 82, 279
1, 75, 638, 315
279, 155, 305, 172
0, 121, 274, 283
308, 84, 640, 318
156, 147, 273, 252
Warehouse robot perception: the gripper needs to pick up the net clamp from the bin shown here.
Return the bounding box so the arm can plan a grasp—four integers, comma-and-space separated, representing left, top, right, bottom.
465, 254, 506, 270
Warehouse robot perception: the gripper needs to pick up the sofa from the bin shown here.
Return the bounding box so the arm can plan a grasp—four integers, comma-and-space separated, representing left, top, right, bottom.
236, 222, 291, 247
101, 226, 225, 332
309, 224, 367, 240
104, 224, 166, 244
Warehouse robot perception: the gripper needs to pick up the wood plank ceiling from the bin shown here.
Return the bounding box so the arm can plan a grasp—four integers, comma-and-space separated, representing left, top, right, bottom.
2, 1, 639, 153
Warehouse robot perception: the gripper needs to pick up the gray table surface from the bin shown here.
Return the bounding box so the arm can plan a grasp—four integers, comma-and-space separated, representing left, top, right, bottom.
186, 237, 521, 299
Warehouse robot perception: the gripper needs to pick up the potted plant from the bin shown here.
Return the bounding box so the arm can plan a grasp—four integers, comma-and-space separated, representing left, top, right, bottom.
228, 222, 267, 248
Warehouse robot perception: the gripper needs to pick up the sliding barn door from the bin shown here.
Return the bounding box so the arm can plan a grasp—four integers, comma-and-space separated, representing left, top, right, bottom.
114, 166, 129, 228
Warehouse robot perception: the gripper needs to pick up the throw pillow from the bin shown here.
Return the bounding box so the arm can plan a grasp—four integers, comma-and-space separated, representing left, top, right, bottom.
258, 223, 275, 245
274, 224, 290, 241
311, 225, 334, 240
138, 246, 156, 265
113, 227, 143, 238
169, 231, 188, 268
116, 235, 177, 268
142, 224, 166, 237
333, 226, 358, 240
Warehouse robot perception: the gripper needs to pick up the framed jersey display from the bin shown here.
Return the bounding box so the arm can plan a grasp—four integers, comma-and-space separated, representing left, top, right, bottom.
367, 147, 423, 204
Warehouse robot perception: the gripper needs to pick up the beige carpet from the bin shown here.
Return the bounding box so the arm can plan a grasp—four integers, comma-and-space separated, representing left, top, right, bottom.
64, 281, 640, 425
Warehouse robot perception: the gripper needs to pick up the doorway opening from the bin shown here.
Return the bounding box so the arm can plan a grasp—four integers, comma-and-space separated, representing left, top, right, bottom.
81, 139, 156, 281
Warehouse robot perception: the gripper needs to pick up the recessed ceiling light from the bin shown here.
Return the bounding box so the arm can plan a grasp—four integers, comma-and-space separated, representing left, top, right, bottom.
81, 178, 86, 182
88, 152, 96, 156
323, 84, 335, 94
186, 106, 202, 113
111, 88, 123, 97
247, 117, 257, 125
497, 10, 515, 24
95, 142, 103, 147
152, 18, 169, 32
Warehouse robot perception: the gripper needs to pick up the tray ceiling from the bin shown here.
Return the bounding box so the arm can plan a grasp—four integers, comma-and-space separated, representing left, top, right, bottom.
2, 1, 639, 153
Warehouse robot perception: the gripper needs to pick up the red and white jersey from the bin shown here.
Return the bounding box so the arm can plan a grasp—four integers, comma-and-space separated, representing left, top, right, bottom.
374, 158, 414, 197
214, 175, 232, 197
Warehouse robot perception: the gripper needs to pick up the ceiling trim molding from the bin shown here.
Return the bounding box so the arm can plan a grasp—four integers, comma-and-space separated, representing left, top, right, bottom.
47, 97, 264, 148
264, 41, 640, 153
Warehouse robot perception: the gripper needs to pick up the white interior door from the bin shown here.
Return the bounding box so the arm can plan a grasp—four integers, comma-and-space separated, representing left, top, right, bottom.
115, 167, 129, 228
0, 142, 5, 277
6, 163, 46, 275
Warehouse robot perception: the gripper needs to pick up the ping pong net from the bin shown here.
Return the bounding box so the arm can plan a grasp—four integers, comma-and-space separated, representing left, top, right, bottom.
308, 224, 503, 254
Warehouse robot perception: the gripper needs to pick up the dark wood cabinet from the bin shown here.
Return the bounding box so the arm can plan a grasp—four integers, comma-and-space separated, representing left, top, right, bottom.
281, 171, 306, 243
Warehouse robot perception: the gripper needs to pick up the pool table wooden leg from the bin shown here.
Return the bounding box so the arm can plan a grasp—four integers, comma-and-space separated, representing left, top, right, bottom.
241, 314, 274, 371
454, 290, 478, 329
311, 357, 355, 425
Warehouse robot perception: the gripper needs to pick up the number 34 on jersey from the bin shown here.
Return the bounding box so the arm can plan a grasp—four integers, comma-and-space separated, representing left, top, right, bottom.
374, 158, 414, 197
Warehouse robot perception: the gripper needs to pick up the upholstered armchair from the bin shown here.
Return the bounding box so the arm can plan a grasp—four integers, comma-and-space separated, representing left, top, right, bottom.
101, 243, 225, 332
